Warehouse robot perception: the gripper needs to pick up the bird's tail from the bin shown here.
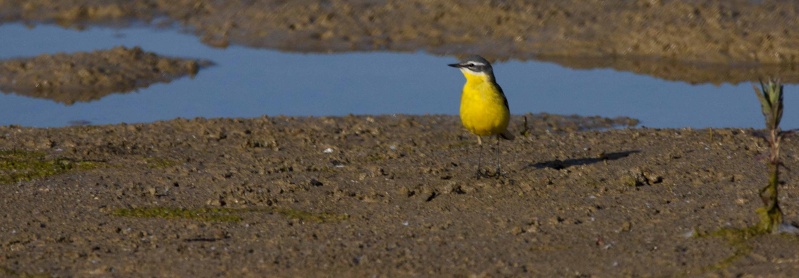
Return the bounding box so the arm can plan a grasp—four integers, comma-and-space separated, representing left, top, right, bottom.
499, 129, 515, 140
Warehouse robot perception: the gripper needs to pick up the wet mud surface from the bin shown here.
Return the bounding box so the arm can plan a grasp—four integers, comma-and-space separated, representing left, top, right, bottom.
0, 46, 207, 104
3, 0, 799, 83
2, 1, 799, 277
2, 115, 799, 276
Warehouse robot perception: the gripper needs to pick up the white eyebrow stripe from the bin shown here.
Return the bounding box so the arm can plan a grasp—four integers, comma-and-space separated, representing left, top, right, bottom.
459, 68, 489, 75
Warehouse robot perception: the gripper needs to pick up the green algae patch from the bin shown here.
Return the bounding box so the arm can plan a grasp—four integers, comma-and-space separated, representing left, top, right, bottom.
111, 206, 349, 223
0, 265, 50, 278
112, 207, 243, 222
0, 149, 103, 184
695, 226, 763, 272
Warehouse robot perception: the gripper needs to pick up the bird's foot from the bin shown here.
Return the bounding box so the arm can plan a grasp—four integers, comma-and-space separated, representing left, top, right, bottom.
491, 167, 506, 179
473, 169, 490, 179
474, 168, 503, 179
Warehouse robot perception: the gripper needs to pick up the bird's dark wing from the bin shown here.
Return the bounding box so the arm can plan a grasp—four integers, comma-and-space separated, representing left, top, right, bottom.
495, 82, 510, 110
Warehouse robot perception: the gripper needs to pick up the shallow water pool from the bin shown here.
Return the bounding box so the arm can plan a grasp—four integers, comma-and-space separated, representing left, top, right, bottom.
0, 23, 793, 129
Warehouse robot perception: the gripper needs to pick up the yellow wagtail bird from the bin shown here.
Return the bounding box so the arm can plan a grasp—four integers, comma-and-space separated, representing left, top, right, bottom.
449, 55, 514, 178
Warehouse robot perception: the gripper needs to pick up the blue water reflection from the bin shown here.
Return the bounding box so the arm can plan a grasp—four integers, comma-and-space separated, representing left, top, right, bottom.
0, 23, 793, 129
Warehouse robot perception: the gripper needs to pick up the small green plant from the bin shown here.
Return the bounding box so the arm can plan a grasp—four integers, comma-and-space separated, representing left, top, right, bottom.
753, 78, 790, 233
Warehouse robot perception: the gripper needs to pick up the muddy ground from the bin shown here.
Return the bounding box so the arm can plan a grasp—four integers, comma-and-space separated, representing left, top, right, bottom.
2, 0, 799, 84
2, 115, 799, 277
3, 0, 799, 277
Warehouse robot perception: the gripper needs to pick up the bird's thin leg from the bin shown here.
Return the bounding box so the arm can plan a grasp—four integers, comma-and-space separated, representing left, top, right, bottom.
475, 136, 484, 178
495, 135, 501, 177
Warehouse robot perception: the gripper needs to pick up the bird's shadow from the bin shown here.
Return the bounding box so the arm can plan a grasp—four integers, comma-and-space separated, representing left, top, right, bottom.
526, 150, 641, 170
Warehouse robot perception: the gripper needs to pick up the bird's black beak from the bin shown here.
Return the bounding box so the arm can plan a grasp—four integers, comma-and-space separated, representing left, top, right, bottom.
448, 63, 462, 68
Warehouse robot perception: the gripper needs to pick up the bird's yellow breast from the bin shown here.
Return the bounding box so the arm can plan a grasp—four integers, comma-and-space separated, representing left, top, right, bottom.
459, 73, 510, 136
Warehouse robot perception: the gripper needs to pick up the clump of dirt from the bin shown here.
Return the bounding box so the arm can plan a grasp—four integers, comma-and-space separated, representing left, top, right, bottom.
0, 46, 209, 104
0, 115, 797, 276
3, 1, 799, 84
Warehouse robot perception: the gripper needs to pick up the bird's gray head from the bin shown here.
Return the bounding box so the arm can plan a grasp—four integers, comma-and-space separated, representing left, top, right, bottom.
448, 55, 494, 76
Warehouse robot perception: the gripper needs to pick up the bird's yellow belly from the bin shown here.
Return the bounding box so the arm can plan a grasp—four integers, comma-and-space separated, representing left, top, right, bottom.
460, 86, 510, 136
